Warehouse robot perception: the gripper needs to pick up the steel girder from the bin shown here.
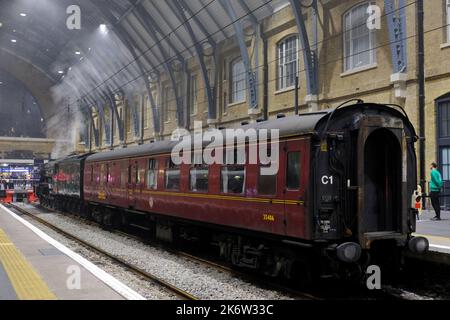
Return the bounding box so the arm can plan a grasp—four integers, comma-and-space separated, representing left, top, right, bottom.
122, 11, 186, 135
220, 0, 258, 110
106, 91, 126, 144
82, 99, 100, 148
92, 1, 162, 140
78, 101, 91, 148
73, 47, 127, 148
170, 0, 217, 121
385, 0, 407, 73
289, 0, 318, 96
127, 2, 188, 129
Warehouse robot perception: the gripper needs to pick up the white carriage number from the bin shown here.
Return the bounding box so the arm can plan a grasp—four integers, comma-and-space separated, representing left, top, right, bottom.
321, 176, 334, 185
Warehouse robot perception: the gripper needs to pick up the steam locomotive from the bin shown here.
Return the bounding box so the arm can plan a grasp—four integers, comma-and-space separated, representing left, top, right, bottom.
37, 102, 429, 282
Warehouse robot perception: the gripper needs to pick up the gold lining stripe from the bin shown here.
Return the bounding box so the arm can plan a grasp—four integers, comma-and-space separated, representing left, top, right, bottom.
92, 188, 304, 206
0, 229, 56, 300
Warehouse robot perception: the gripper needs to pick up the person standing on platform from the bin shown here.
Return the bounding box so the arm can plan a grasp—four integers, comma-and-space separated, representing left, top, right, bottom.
429, 162, 443, 221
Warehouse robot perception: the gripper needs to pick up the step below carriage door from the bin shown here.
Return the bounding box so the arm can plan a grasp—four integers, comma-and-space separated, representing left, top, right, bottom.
357, 116, 406, 238
283, 138, 308, 238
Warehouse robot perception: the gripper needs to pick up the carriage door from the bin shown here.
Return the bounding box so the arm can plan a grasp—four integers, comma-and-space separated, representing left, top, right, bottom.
284, 139, 308, 238
357, 116, 405, 241
127, 160, 137, 208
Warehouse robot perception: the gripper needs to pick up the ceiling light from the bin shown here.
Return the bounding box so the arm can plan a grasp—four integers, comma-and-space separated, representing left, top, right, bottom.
11, 39, 16, 43
75, 51, 81, 55
58, 70, 64, 74
0, 22, 3, 28
20, 13, 27, 17
99, 24, 108, 34
0, 82, 3, 85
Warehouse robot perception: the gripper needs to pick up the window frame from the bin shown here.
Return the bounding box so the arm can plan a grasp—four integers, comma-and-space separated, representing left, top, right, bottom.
135, 162, 141, 184
147, 159, 158, 190
165, 158, 181, 191
286, 152, 301, 191
257, 165, 277, 196
343, 2, 377, 72
189, 165, 209, 193
100, 164, 105, 184
229, 58, 246, 104
447, 0, 450, 43
277, 35, 299, 90
220, 164, 246, 195
120, 162, 127, 188
106, 163, 110, 183
128, 164, 132, 184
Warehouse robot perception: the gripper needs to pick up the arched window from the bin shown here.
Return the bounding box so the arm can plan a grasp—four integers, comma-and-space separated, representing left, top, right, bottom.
343, 2, 376, 71
278, 35, 298, 90
230, 59, 246, 104
447, 0, 450, 43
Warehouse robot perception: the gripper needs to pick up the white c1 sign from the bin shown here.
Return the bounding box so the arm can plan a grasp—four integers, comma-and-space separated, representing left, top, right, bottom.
321, 176, 334, 185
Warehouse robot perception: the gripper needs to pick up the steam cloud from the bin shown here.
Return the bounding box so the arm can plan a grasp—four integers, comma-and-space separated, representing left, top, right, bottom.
49, 26, 146, 159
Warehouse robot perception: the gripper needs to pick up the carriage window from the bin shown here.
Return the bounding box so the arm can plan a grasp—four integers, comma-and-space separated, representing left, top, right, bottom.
287, 152, 301, 190
135, 163, 141, 184
100, 164, 105, 183
90, 165, 94, 182
120, 162, 127, 188
221, 165, 245, 194
190, 166, 209, 192
147, 159, 158, 190
165, 159, 180, 190
258, 166, 277, 195
128, 165, 132, 184
106, 164, 110, 183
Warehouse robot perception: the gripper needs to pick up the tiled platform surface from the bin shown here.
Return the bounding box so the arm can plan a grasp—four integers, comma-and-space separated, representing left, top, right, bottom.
0, 205, 126, 300
415, 210, 450, 254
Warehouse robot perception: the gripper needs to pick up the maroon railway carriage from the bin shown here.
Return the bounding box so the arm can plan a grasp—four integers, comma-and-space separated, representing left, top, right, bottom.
84, 123, 312, 241
44, 102, 429, 281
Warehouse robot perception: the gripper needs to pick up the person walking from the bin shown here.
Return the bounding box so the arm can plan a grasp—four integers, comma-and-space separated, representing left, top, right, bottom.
430, 162, 443, 221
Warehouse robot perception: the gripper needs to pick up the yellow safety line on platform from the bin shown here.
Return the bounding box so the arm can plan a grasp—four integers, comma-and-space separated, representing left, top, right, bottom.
0, 229, 56, 300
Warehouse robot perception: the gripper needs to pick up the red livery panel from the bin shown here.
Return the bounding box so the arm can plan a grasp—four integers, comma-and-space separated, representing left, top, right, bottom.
84, 137, 311, 239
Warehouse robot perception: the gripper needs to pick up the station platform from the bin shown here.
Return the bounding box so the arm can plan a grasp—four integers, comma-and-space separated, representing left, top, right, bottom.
0, 204, 144, 300
415, 210, 450, 255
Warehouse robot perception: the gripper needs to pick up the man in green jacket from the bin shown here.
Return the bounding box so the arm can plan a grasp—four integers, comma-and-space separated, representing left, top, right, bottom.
430, 162, 443, 221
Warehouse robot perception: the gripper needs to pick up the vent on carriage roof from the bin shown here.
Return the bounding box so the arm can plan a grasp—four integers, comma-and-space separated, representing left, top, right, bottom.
241, 121, 249, 126
256, 119, 265, 123
277, 114, 286, 119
